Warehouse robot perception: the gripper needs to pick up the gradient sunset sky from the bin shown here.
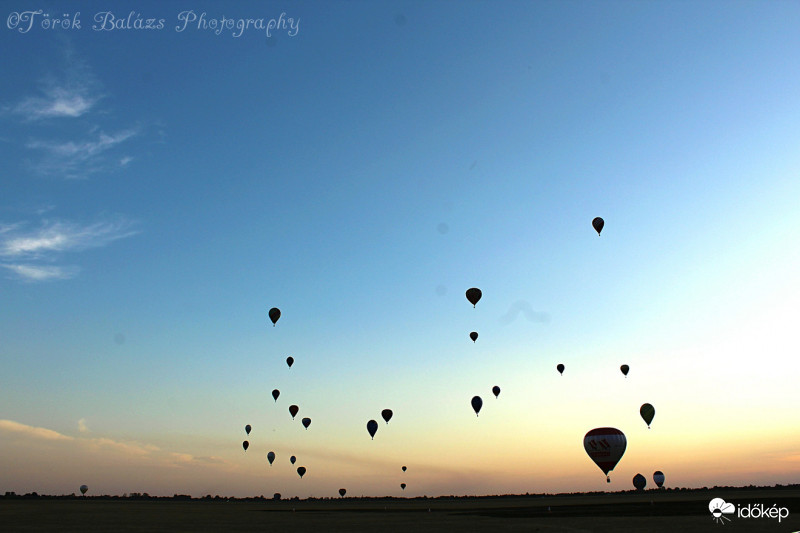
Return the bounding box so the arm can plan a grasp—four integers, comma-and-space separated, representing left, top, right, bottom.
1, 0, 799, 498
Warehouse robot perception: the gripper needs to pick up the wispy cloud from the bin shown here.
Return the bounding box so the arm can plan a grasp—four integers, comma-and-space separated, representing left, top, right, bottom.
78, 419, 89, 433
0, 263, 79, 281
0, 217, 137, 281
89, 438, 159, 457
0, 419, 75, 441
1, 218, 138, 259
26, 128, 139, 179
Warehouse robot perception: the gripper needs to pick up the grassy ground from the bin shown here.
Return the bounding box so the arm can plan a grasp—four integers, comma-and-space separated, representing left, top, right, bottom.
2, 489, 798, 532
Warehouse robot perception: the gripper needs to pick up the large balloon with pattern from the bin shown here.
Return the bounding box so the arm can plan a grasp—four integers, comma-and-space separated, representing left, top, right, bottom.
653, 471, 665, 488
268, 307, 281, 326
465, 288, 482, 307
583, 427, 627, 482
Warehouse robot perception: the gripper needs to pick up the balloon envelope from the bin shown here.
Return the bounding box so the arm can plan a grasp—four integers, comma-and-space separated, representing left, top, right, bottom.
286, 356, 294, 368
367, 419, 378, 439
297, 466, 306, 478
402, 466, 407, 472
290, 455, 296, 464
242, 440, 249, 451
633, 473, 646, 490
302, 417, 311, 429
620, 364, 629, 376
339, 488, 346, 497
640, 403, 655, 428
272, 389, 280, 402
381, 409, 393, 424
79, 485, 88, 495
470, 331, 478, 342
245, 424, 251, 435
465, 288, 482, 307
492, 385, 500, 398
592, 217, 604, 235
583, 428, 627, 479
269, 307, 281, 326
471, 395, 483, 416
289, 405, 299, 419
653, 471, 665, 488
557, 363, 565, 375
267, 451, 275, 465
400, 483, 406, 490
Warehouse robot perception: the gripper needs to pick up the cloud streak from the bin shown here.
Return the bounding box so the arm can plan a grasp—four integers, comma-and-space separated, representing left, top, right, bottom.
0, 263, 79, 281
0, 419, 75, 441
25, 128, 139, 179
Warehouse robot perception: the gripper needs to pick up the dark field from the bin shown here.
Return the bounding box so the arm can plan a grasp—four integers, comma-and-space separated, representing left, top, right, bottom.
2, 488, 798, 532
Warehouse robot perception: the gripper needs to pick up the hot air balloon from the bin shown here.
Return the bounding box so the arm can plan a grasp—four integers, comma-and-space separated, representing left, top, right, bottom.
402, 466, 407, 472
290, 455, 296, 464
272, 389, 280, 402
633, 473, 646, 491
653, 471, 665, 488
620, 364, 629, 377
339, 488, 346, 497
471, 395, 483, 416
243, 440, 249, 451
269, 307, 281, 326
466, 288, 482, 307
400, 483, 406, 490
297, 466, 306, 478
286, 356, 294, 368
289, 405, 299, 419
302, 417, 311, 430
583, 427, 627, 482
592, 217, 604, 236
367, 419, 378, 439
470, 331, 478, 342
492, 385, 500, 398
640, 403, 655, 428
557, 363, 565, 376
381, 409, 393, 424
267, 451, 275, 465
245, 424, 251, 435
79, 485, 88, 495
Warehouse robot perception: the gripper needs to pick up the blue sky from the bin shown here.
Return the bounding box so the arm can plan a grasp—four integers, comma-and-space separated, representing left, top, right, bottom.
1, 0, 799, 497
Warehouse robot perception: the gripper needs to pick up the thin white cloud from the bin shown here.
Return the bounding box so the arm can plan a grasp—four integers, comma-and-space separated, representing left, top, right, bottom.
10, 86, 97, 120
0, 419, 75, 441
78, 419, 89, 433
1, 263, 79, 281
26, 129, 139, 178
120, 156, 133, 167
88, 438, 159, 457
0, 218, 138, 258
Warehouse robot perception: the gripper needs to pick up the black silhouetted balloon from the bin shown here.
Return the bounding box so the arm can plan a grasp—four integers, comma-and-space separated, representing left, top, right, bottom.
492, 385, 500, 398
400, 483, 406, 490
269, 307, 281, 326
381, 409, 393, 424
290, 455, 296, 464
402, 466, 407, 472
297, 466, 306, 478
557, 363, 565, 376
653, 471, 665, 488
633, 473, 646, 490
466, 288, 482, 307
289, 405, 299, 419
339, 488, 346, 497
471, 395, 483, 416
286, 357, 294, 368
470, 331, 478, 342
272, 389, 280, 402
267, 451, 275, 465
245, 424, 251, 435
242, 440, 249, 451
80, 485, 88, 495
367, 419, 378, 439
302, 417, 311, 430
640, 403, 655, 428
620, 364, 629, 377
592, 217, 604, 236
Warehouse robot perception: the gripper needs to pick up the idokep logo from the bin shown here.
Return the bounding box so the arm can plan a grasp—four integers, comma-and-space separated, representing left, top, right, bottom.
709, 497, 790, 524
